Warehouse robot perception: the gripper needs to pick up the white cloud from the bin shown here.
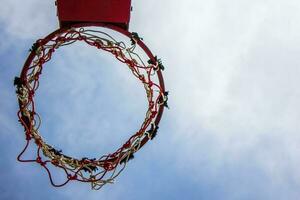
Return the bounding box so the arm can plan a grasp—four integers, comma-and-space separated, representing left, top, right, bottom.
0, 0, 57, 39
130, 0, 300, 194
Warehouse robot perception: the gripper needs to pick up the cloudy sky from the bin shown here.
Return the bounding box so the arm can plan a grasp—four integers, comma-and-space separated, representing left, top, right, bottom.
1, 0, 300, 199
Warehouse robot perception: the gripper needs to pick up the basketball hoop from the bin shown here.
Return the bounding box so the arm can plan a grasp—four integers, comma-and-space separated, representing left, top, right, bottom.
15, 0, 167, 190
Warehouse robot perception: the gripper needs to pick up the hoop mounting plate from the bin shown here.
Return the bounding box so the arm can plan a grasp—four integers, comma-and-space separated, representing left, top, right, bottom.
56, 0, 131, 30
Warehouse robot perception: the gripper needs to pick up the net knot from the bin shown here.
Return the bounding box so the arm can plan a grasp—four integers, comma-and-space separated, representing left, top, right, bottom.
68, 174, 77, 180
36, 157, 46, 166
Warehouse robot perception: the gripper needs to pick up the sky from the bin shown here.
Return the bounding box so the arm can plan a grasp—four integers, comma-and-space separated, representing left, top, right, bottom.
1, 0, 300, 199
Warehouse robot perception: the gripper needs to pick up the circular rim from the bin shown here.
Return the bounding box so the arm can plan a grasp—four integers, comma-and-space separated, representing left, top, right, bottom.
16, 23, 166, 189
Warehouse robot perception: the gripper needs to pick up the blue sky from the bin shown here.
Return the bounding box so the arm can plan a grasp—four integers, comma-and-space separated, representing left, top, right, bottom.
1, 0, 300, 199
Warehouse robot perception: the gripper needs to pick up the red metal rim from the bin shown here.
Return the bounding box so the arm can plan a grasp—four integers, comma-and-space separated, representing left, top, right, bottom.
17, 23, 166, 188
